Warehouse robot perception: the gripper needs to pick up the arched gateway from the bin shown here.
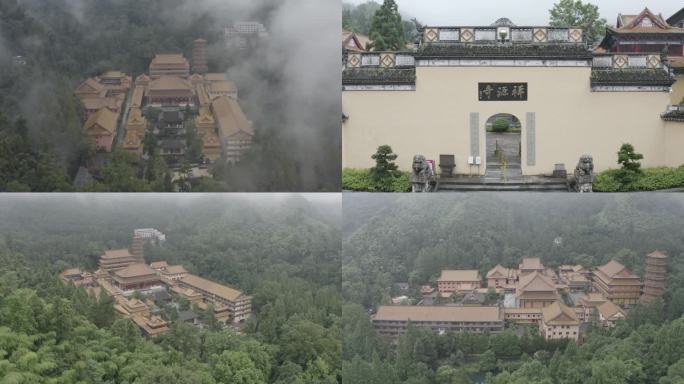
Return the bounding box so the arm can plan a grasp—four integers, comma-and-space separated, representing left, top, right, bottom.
342, 17, 684, 181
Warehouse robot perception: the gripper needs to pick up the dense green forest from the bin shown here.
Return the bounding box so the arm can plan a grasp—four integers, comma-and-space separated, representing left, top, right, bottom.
342, 193, 684, 383
0, 194, 341, 383
0, 0, 340, 192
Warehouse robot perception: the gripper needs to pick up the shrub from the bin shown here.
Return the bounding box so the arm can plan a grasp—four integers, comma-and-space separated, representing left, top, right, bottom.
594, 166, 684, 192
342, 168, 410, 192
491, 118, 510, 133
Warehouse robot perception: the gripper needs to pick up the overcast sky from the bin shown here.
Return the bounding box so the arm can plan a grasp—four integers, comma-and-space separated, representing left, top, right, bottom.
344, 0, 683, 26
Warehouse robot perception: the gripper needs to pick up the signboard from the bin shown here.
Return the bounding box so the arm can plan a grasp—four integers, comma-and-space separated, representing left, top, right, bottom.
478, 83, 527, 101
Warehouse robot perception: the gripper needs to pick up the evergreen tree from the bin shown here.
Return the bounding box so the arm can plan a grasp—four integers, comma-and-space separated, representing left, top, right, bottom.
370, 145, 398, 179
617, 143, 643, 174
368, 0, 406, 51
549, 0, 607, 45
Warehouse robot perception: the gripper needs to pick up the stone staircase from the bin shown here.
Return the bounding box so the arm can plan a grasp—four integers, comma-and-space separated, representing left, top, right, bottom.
438, 165, 568, 191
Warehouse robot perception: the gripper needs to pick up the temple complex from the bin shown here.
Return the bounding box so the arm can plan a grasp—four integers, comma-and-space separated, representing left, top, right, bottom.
592, 260, 642, 306
75, 44, 254, 167
62, 246, 252, 337
373, 253, 666, 340
342, 10, 684, 176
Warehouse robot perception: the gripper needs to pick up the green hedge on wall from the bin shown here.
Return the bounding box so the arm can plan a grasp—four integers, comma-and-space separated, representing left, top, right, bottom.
594, 166, 684, 192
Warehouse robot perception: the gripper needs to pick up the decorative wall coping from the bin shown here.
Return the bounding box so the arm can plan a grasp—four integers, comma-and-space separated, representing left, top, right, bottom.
421, 26, 584, 44
592, 53, 665, 70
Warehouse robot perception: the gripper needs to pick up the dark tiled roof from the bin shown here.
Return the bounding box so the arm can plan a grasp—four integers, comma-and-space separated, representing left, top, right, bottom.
661, 110, 684, 122
415, 44, 592, 60
590, 68, 675, 86
342, 68, 416, 85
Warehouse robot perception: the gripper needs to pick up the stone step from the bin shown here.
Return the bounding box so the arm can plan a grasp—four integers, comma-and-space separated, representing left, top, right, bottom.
438, 183, 569, 192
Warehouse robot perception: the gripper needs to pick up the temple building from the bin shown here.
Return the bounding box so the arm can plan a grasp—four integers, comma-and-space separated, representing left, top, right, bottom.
597, 7, 684, 106
592, 260, 642, 306
641, 250, 668, 303
178, 274, 252, 323
111, 263, 163, 293
342, 17, 684, 176
149, 54, 190, 78
486, 264, 518, 289
558, 264, 590, 291
596, 300, 626, 327
75, 71, 131, 150
574, 292, 608, 323
372, 305, 504, 336
154, 264, 188, 281
519, 257, 545, 276
132, 315, 169, 337
98, 249, 139, 273
516, 271, 559, 308
196, 108, 222, 161
148, 76, 194, 107
503, 307, 542, 324
342, 30, 372, 53
83, 107, 118, 152
59, 268, 94, 287
212, 96, 254, 163
437, 269, 482, 294
122, 108, 146, 155
207, 80, 238, 100
539, 301, 580, 341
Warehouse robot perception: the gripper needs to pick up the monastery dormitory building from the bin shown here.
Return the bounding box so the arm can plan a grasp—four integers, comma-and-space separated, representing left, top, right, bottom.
342, 8, 684, 175
75, 42, 253, 164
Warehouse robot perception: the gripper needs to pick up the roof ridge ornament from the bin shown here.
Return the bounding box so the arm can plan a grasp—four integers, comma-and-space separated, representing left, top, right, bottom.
492, 17, 516, 27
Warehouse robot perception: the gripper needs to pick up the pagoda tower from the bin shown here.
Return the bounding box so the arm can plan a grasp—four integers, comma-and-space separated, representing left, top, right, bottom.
641, 250, 668, 303
192, 38, 209, 75
131, 233, 145, 263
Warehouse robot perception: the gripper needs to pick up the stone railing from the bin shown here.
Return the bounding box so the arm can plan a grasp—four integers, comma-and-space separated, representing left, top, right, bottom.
346, 52, 415, 69
421, 26, 584, 44
592, 54, 664, 69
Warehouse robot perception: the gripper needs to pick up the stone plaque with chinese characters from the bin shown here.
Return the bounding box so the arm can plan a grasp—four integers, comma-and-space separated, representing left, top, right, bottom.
478, 83, 527, 101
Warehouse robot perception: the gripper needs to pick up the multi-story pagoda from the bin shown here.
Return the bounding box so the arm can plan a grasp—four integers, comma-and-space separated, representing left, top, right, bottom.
641, 250, 668, 303
192, 38, 209, 75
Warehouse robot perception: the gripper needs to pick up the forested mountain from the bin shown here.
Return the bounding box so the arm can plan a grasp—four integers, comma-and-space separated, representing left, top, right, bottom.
0, 0, 340, 191
0, 194, 341, 383
342, 193, 684, 384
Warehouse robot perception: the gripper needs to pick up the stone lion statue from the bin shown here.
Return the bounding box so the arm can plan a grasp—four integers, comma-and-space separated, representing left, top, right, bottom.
411, 154, 435, 192
572, 154, 594, 192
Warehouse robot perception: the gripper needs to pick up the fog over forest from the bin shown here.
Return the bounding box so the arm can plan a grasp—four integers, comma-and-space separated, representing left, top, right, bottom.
0, 0, 340, 191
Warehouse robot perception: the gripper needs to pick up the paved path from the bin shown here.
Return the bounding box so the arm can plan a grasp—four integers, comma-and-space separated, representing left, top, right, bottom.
485, 132, 522, 180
